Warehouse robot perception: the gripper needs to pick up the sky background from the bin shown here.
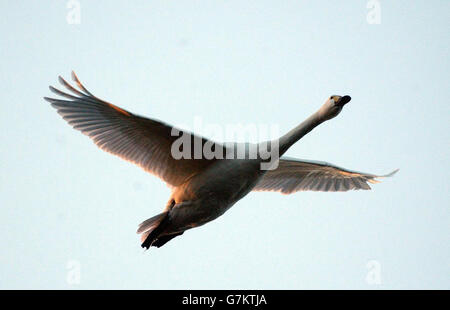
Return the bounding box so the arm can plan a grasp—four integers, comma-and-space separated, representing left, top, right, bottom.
0, 1, 448, 289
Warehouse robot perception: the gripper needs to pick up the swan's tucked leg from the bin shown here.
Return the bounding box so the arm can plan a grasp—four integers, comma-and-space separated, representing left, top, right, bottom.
151, 232, 185, 248
137, 201, 198, 249
138, 199, 225, 249
139, 212, 171, 249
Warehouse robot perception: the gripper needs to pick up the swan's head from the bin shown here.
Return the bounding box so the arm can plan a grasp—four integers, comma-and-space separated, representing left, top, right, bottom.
319, 95, 351, 121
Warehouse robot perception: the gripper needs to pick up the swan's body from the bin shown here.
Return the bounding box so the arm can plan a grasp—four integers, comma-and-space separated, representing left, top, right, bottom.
45, 72, 397, 249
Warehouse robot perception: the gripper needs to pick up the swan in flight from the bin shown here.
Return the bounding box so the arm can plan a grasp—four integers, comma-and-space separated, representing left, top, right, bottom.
45, 72, 397, 249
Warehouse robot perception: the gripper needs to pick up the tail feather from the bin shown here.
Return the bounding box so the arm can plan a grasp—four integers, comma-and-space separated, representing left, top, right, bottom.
137, 212, 168, 234
138, 212, 172, 249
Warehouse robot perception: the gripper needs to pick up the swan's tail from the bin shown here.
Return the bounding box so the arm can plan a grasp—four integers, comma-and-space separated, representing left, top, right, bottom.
137, 212, 184, 249
137, 212, 168, 249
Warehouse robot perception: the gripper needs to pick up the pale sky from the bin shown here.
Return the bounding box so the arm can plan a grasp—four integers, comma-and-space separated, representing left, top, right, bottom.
0, 1, 449, 289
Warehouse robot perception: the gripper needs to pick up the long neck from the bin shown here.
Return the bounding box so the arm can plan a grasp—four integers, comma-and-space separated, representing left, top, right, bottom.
278, 111, 324, 156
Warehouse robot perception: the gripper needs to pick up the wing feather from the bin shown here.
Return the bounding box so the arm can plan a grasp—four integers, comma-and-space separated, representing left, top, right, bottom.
254, 157, 398, 194
45, 72, 221, 187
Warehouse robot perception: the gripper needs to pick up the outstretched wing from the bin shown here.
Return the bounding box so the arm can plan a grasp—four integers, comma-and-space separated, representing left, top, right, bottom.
45, 72, 221, 187
254, 157, 398, 194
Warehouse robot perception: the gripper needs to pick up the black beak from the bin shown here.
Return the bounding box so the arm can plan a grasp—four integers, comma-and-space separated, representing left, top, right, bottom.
336, 95, 351, 107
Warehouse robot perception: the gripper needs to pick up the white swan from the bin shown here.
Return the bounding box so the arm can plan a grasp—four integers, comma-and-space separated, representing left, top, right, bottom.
45, 72, 397, 249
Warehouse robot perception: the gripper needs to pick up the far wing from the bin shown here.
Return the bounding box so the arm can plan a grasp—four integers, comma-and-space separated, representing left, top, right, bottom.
254, 157, 398, 194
